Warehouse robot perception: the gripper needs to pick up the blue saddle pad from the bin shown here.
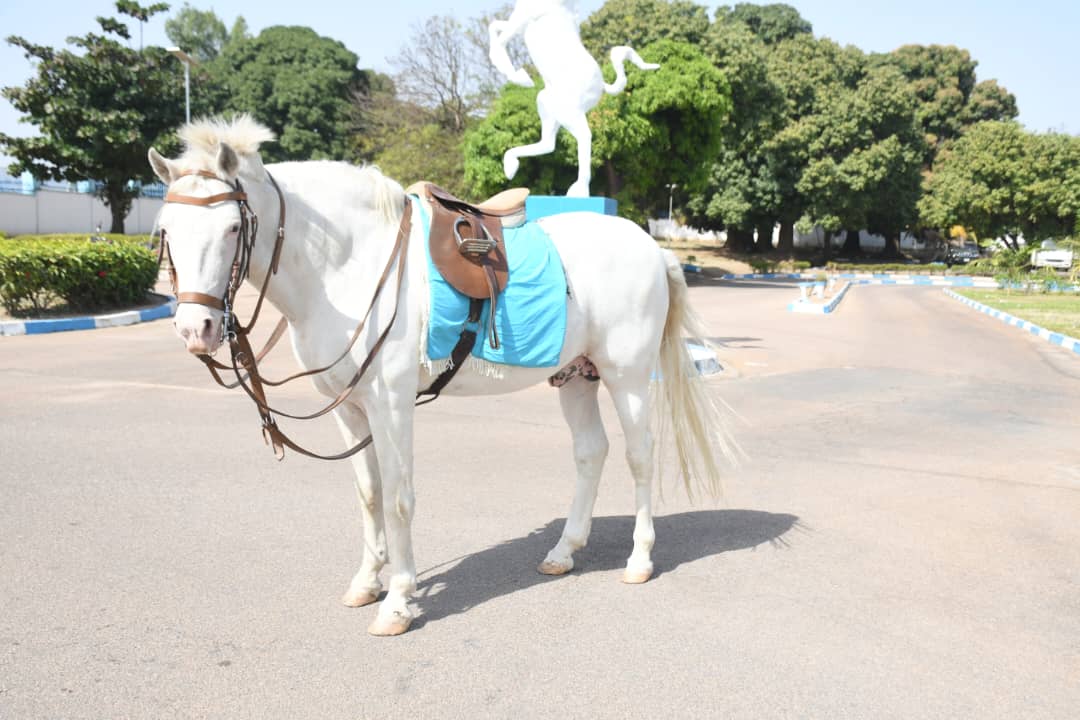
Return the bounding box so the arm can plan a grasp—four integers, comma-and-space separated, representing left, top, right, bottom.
417, 199, 567, 368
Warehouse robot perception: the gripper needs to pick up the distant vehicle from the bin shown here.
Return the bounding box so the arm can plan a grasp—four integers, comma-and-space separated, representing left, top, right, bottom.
1031, 240, 1074, 269
945, 242, 980, 265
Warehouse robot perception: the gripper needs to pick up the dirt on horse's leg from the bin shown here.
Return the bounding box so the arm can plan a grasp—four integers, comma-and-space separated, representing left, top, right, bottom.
607, 374, 655, 584
334, 404, 385, 608
540, 378, 607, 575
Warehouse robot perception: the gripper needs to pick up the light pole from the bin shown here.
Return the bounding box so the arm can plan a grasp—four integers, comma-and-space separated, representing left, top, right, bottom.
665, 183, 677, 220
166, 47, 198, 124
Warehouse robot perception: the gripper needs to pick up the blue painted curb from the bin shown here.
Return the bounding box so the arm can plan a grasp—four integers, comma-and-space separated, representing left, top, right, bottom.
788, 282, 852, 314
943, 289, 1080, 356
0, 294, 177, 337
723, 272, 997, 288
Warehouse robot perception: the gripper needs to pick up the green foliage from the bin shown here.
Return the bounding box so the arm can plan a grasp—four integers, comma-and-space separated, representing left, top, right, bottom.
871, 45, 1017, 165
0, 236, 158, 315
748, 257, 777, 273
165, 3, 233, 62
716, 3, 812, 45
580, 0, 711, 60
920, 121, 1035, 245
779, 65, 926, 245
209, 26, 364, 162
1, 2, 185, 233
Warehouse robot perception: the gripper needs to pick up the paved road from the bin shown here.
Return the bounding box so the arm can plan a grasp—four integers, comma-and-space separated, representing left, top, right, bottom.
2, 281, 1078, 719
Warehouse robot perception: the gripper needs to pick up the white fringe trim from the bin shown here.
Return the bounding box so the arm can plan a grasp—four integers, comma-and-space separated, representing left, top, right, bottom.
464, 355, 505, 379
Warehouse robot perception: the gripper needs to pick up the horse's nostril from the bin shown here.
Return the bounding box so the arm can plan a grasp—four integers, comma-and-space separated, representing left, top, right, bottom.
201, 318, 213, 337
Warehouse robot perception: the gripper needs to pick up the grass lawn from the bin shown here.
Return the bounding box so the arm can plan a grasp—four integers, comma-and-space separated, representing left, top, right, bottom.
954, 290, 1080, 338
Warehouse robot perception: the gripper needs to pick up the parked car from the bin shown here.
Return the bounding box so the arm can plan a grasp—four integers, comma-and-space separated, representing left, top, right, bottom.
945, 242, 981, 265
1031, 240, 1074, 269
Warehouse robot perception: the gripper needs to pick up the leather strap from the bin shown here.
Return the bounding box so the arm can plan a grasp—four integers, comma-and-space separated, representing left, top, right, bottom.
177, 291, 225, 310
165, 190, 247, 206
416, 298, 483, 405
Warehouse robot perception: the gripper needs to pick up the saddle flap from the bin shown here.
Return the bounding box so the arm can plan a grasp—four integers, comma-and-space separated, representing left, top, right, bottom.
425, 184, 509, 301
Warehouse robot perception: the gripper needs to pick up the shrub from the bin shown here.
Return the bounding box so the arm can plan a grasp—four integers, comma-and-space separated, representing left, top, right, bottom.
0, 235, 158, 315
749, 257, 777, 274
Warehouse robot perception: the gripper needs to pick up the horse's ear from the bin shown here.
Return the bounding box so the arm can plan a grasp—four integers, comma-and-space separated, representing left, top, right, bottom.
215, 143, 240, 179
148, 148, 175, 184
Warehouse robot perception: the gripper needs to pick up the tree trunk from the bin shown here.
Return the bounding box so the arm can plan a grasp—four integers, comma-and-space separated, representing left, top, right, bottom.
102, 184, 131, 234
727, 227, 754, 254
841, 229, 861, 256
604, 160, 621, 197
777, 221, 794, 256
881, 232, 901, 259
754, 222, 774, 254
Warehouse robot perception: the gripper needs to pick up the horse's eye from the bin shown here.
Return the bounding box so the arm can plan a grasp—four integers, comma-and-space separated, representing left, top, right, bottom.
229, 223, 240, 234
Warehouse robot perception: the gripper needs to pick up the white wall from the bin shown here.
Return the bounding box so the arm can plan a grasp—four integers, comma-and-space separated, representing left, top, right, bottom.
0, 190, 163, 235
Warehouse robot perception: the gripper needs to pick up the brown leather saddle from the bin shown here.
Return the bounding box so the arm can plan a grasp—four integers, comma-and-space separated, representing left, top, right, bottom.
419, 183, 528, 350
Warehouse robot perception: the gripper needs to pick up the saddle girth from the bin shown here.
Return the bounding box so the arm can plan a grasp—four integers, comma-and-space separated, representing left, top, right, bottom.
423, 183, 509, 350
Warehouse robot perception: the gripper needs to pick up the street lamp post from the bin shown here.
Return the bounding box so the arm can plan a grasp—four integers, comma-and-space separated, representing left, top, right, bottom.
166, 47, 198, 124
665, 183, 677, 220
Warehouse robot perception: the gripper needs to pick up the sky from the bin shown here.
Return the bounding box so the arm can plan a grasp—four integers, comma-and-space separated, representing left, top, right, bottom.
1, 0, 1077, 167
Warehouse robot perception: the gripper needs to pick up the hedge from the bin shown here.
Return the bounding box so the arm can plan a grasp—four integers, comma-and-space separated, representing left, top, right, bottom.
0, 235, 158, 315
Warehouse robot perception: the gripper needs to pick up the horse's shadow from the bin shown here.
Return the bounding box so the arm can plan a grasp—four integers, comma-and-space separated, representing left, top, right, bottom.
410, 509, 800, 627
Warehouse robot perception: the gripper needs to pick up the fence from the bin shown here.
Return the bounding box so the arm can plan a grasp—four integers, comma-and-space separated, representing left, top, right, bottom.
0, 178, 166, 235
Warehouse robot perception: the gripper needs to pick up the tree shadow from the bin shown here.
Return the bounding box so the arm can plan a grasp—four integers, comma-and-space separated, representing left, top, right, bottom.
410, 509, 800, 628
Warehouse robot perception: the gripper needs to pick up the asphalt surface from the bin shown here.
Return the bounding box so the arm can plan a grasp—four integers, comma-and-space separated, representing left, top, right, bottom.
2, 280, 1079, 719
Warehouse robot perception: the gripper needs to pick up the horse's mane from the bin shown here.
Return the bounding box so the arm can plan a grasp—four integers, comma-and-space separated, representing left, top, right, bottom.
177, 114, 276, 165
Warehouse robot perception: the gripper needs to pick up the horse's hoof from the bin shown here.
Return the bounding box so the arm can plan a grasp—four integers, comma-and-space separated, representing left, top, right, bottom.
367, 614, 412, 637
622, 566, 653, 584
341, 588, 379, 607
538, 559, 573, 576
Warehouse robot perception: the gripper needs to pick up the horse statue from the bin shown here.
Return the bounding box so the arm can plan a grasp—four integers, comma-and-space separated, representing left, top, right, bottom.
148, 116, 736, 636
489, 0, 659, 197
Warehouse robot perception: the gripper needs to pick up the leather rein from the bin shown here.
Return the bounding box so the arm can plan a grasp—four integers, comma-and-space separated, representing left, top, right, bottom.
160, 169, 411, 461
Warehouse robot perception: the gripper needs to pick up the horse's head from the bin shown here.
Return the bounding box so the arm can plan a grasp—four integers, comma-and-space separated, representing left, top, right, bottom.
148, 116, 274, 355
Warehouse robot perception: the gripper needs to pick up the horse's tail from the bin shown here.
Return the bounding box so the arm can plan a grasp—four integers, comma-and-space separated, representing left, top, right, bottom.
655, 249, 741, 500
604, 46, 661, 95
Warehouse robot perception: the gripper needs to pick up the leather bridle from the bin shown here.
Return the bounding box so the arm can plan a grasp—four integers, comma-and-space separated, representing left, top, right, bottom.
159, 169, 411, 461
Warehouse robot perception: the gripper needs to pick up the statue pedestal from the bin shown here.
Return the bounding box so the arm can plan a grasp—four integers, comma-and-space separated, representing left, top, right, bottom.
526, 196, 617, 222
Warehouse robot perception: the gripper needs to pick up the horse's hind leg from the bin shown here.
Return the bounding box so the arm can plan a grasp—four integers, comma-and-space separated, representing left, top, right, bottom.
561, 112, 593, 198
605, 373, 656, 584
539, 377, 608, 575
334, 404, 386, 607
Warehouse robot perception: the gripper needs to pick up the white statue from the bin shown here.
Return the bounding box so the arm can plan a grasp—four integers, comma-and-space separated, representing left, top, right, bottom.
489, 0, 659, 197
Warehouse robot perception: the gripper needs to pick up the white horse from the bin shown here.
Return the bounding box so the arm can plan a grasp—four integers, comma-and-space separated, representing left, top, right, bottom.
489, 0, 659, 197
148, 116, 735, 636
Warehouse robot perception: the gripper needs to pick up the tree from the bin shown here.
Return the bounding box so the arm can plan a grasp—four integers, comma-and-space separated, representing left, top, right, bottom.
777, 65, 926, 257
165, 3, 231, 62
919, 121, 1036, 249
388, 15, 488, 134
210, 26, 364, 162
1, 2, 185, 232
580, 0, 711, 61
715, 3, 812, 45
872, 45, 1017, 166
686, 19, 786, 252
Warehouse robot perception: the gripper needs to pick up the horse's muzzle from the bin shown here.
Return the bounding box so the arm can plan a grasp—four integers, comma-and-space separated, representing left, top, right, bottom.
175, 305, 222, 355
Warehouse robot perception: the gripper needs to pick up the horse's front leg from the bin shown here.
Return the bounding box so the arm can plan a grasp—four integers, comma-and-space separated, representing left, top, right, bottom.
333, 403, 386, 608
364, 391, 418, 636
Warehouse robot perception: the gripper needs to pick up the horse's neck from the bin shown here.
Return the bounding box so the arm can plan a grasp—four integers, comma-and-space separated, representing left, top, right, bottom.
238, 164, 402, 329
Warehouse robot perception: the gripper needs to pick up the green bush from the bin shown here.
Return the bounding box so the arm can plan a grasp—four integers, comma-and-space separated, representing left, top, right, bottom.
0, 236, 158, 315
749, 257, 777, 273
